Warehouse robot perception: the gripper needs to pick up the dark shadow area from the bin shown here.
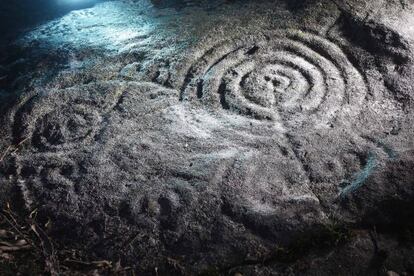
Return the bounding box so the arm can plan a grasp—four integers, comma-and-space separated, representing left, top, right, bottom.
284, 0, 317, 10
0, 0, 103, 45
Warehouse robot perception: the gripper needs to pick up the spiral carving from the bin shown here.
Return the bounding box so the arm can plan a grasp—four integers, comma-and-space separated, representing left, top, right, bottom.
11, 83, 127, 151
180, 30, 368, 129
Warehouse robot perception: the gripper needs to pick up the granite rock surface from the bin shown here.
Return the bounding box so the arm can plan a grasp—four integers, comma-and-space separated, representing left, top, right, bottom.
0, 0, 413, 274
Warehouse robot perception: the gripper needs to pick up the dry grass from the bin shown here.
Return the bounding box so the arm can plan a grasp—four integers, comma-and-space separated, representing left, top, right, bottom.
0, 203, 134, 275
0, 137, 29, 163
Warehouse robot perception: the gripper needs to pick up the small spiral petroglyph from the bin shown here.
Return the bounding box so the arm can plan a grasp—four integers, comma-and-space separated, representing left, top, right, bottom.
11, 83, 124, 151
